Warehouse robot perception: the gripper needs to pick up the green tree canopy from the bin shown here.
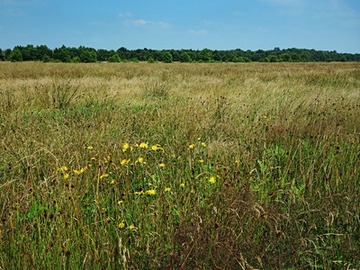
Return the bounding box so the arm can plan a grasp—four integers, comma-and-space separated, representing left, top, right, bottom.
10, 48, 23, 62
108, 54, 121, 63
2, 45, 359, 63
162, 52, 173, 63
180, 51, 191, 62
80, 50, 97, 63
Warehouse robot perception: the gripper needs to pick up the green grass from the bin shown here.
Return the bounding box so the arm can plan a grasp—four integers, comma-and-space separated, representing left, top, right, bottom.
0, 62, 359, 269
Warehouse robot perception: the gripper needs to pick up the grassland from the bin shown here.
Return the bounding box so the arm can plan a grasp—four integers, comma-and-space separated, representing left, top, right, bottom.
0, 62, 359, 269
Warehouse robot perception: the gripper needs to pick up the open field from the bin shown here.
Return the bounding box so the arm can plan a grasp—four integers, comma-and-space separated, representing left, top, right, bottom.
0, 62, 359, 269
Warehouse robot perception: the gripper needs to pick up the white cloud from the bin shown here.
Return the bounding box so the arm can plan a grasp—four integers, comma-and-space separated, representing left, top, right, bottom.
119, 11, 171, 29
125, 18, 171, 29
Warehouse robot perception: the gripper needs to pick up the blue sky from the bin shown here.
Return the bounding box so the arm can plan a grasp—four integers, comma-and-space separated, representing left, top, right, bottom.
0, 0, 359, 53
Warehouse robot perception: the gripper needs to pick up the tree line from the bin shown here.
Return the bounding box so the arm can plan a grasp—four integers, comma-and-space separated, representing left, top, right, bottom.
1, 45, 359, 63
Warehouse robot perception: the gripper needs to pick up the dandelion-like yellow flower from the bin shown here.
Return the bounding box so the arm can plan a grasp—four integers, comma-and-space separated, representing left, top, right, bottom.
164, 187, 171, 192
110, 179, 116, 185
120, 159, 130, 166
180, 183, 185, 188
188, 144, 195, 149
159, 163, 165, 168
63, 173, 70, 180
151, 144, 164, 152
145, 189, 157, 196
139, 142, 148, 149
117, 200, 124, 205
122, 142, 130, 152
198, 159, 204, 163
118, 221, 125, 229
129, 224, 136, 230
136, 157, 146, 164
234, 160, 240, 164
201, 142, 207, 148
134, 191, 144, 195
73, 166, 88, 175
87, 146, 93, 150
209, 176, 216, 184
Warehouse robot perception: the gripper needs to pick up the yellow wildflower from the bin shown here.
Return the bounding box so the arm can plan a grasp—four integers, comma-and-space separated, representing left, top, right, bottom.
73, 166, 88, 175
118, 221, 125, 229
110, 179, 116, 184
122, 142, 130, 152
117, 200, 124, 205
180, 183, 185, 188
209, 176, 216, 184
201, 142, 207, 148
129, 224, 136, 230
63, 173, 70, 180
159, 163, 165, 168
58, 166, 68, 172
198, 159, 204, 163
86, 145, 93, 150
164, 187, 171, 192
136, 157, 146, 164
188, 144, 195, 149
120, 159, 130, 166
139, 142, 148, 149
134, 191, 144, 195
151, 144, 164, 152
145, 189, 157, 196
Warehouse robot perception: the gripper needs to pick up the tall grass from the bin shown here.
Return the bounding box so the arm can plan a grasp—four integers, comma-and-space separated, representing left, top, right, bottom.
0, 62, 359, 269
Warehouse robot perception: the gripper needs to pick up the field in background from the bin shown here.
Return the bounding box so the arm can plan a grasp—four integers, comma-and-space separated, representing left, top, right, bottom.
0, 62, 359, 269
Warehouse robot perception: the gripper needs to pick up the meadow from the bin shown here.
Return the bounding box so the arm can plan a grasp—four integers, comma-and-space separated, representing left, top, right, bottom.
0, 61, 359, 269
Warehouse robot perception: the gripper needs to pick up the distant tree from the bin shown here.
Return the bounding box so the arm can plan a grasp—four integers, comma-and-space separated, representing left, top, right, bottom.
279, 53, 291, 62
108, 54, 121, 62
10, 48, 23, 62
80, 50, 97, 63
147, 57, 155, 63
339, 56, 347, 62
97, 49, 113, 61
37, 45, 53, 60
5, 49, 12, 61
54, 45, 71, 62
117, 47, 129, 60
299, 52, 310, 62
198, 48, 212, 62
42, 55, 51, 62
266, 54, 279, 62
0, 49, 4, 61
17, 45, 36, 61
180, 51, 191, 62
163, 52, 173, 63
71, 56, 81, 63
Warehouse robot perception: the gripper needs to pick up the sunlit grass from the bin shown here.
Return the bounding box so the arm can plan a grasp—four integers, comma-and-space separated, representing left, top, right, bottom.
0, 62, 359, 269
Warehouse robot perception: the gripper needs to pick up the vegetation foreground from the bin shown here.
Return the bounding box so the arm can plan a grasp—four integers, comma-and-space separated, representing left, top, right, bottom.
0, 62, 359, 269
